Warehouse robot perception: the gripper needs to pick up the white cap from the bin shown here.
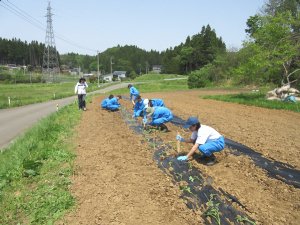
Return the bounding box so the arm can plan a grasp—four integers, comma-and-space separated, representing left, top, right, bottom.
143, 99, 149, 108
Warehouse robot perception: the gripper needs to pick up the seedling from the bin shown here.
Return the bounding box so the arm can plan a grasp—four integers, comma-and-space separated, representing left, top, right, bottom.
189, 176, 195, 182
188, 161, 193, 170
175, 173, 183, 181
236, 215, 256, 225
180, 185, 192, 194
168, 161, 173, 167
204, 194, 221, 225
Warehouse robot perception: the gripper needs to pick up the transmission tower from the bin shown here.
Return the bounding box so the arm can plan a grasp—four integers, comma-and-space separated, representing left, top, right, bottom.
42, 1, 59, 82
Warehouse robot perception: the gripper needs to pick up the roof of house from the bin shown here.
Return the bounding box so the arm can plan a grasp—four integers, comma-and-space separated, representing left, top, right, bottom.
113, 71, 127, 75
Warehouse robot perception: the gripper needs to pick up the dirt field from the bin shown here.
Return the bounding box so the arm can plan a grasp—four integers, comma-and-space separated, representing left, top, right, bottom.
60, 89, 300, 225
58, 96, 201, 225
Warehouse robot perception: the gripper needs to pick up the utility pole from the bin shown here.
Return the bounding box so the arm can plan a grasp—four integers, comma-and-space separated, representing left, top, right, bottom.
97, 50, 100, 87
110, 56, 114, 75
42, 1, 59, 82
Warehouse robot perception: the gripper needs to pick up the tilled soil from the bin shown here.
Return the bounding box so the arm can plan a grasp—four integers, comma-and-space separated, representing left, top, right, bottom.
58, 97, 201, 225
124, 90, 300, 225
60, 89, 300, 225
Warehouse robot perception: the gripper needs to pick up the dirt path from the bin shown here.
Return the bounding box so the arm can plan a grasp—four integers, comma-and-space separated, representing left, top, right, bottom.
59, 96, 201, 225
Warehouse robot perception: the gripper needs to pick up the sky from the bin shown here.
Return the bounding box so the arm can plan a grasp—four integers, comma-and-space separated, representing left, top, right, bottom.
0, 0, 265, 55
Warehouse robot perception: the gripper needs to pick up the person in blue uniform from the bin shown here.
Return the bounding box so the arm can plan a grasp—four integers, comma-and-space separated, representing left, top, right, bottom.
143, 98, 165, 108
101, 95, 113, 109
107, 95, 122, 111
128, 84, 139, 105
144, 106, 173, 131
176, 117, 225, 165
133, 95, 145, 118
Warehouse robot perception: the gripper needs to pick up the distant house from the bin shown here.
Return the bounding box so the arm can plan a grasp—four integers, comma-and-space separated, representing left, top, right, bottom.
6, 64, 18, 70
70, 67, 81, 76
152, 65, 162, 74
101, 73, 113, 82
83, 73, 94, 77
113, 71, 127, 80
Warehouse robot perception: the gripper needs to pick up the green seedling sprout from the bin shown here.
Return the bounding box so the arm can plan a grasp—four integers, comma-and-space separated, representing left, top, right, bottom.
189, 176, 195, 182
168, 161, 173, 167
180, 185, 192, 194
236, 215, 256, 225
175, 173, 183, 181
204, 194, 221, 225
188, 161, 193, 170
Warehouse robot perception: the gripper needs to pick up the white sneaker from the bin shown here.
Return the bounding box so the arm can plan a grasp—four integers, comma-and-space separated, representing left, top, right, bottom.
83, 108, 87, 111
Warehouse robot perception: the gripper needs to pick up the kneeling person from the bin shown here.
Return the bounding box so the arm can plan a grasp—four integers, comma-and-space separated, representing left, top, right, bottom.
144, 106, 173, 131
133, 95, 145, 118
101, 95, 113, 109
144, 98, 165, 108
176, 117, 224, 165
107, 95, 122, 111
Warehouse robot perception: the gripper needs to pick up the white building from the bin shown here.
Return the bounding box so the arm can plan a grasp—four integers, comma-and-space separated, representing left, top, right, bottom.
113, 71, 127, 80
101, 73, 113, 82
152, 65, 162, 74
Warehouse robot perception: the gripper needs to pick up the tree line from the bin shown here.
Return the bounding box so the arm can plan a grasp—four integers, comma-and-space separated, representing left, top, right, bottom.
0, 38, 45, 68
0, 24, 225, 80
188, 0, 300, 89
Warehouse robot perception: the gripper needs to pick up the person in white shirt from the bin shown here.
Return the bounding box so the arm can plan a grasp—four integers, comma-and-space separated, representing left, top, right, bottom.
176, 117, 224, 165
74, 78, 88, 111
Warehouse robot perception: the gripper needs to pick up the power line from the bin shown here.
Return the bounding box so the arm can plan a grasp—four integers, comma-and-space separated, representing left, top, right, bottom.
0, 0, 97, 53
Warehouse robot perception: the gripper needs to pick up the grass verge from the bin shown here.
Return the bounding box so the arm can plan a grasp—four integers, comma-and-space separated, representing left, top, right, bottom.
110, 79, 188, 95
203, 92, 300, 112
0, 82, 105, 109
133, 74, 187, 81
0, 103, 81, 224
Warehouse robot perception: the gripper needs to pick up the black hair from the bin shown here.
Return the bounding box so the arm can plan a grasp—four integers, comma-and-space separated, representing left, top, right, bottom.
136, 95, 141, 100
149, 99, 153, 107
79, 78, 84, 83
128, 84, 132, 88
195, 122, 201, 130
108, 94, 114, 99
117, 95, 122, 99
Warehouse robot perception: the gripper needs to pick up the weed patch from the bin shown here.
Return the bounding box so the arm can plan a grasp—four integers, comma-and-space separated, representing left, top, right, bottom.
0, 104, 80, 224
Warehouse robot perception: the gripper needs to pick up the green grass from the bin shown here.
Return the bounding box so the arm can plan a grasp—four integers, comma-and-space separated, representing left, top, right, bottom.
0, 82, 101, 109
0, 103, 81, 224
203, 92, 300, 112
133, 73, 187, 81
110, 79, 188, 95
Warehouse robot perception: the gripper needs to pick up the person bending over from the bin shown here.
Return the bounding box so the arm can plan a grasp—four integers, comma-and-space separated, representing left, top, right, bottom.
128, 84, 139, 106
101, 95, 114, 109
107, 95, 122, 111
144, 106, 173, 131
133, 95, 145, 118
176, 117, 224, 165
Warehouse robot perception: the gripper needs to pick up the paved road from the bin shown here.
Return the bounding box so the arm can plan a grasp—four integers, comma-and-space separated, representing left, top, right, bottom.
0, 82, 131, 150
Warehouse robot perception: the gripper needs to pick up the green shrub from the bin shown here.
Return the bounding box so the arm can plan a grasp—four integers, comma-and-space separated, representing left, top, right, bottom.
188, 65, 213, 88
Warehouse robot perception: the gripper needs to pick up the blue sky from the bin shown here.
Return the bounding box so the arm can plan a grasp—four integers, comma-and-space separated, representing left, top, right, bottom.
0, 0, 265, 55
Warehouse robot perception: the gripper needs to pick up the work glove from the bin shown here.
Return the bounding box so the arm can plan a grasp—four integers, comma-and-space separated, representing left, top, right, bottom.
176, 134, 185, 142
143, 118, 148, 124
177, 156, 188, 161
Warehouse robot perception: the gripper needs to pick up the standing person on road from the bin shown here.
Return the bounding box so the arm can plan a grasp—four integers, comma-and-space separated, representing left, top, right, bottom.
75, 78, 88, 111
144, 106, 173, 131
128, 84, 139, 106
176, 117, 225, 165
